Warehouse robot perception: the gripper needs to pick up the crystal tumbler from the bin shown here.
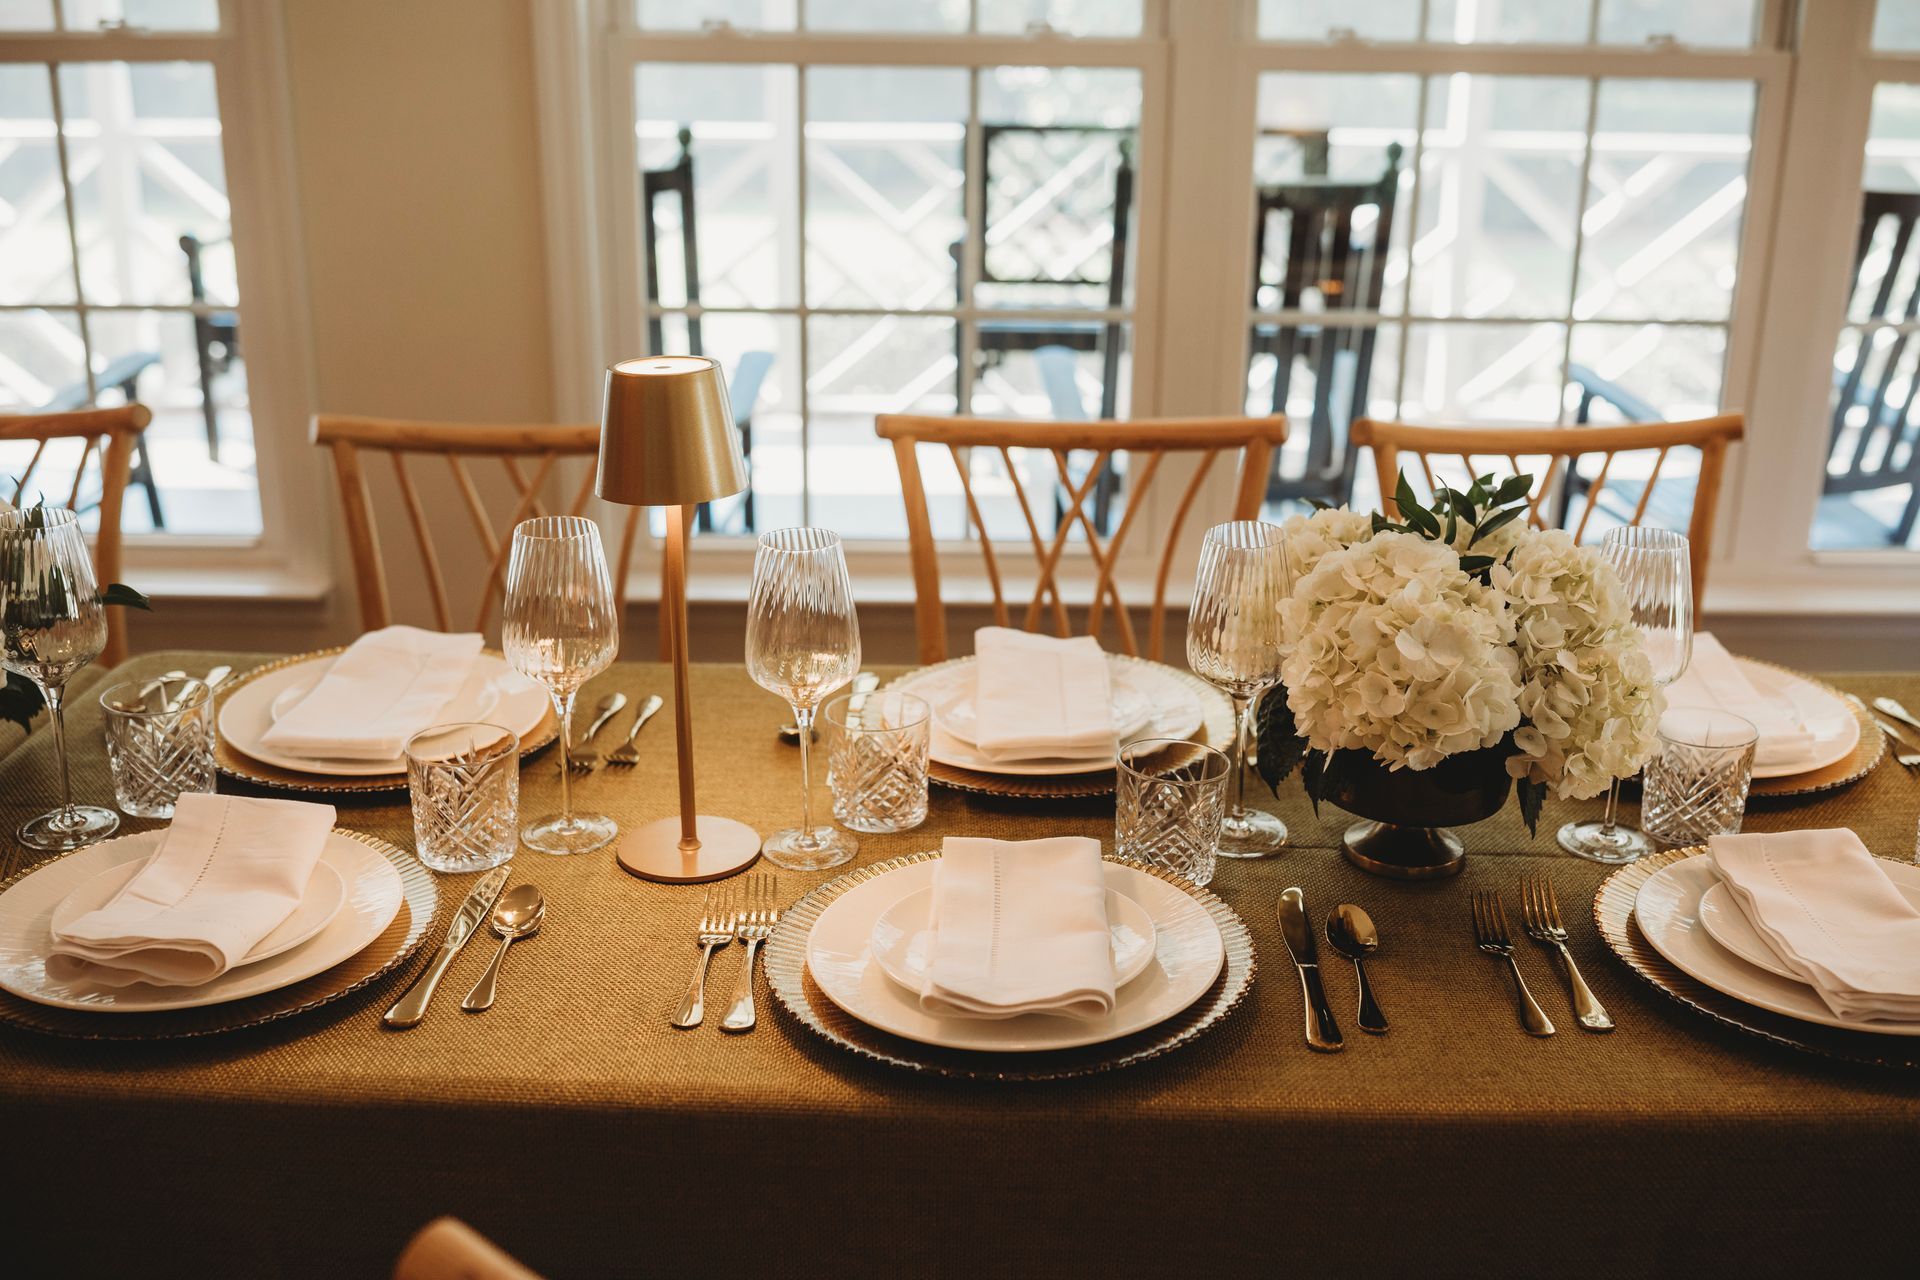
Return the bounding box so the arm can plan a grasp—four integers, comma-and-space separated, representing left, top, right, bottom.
99, 677, 217, 819
405, 723, 520, 874
825, 690, 930, 834
1641, 708, 1758, 848
1116, 738, 1230, 887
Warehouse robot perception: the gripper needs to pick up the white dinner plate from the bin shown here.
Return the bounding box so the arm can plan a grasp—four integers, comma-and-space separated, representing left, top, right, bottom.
937, 686, 1156, 752
892, 657, 1206, 776
868, 885, 1159, 996
1633, 852, 1920, 1037
0, 828, 405, 1013
1695, 869, 1920, 981
217, 652, 549, 778
807, 858, 1225, 1053
1731, 657, 1860, 779
49, 855, 345, 970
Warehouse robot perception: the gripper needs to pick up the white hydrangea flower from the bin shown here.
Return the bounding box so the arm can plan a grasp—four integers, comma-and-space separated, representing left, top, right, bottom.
1279, 506, 1375, 584
1279, 532, 1522, 771
1493, 528, 1664, 799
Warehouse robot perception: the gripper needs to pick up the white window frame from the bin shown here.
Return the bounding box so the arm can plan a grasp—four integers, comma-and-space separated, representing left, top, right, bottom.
0, 1, 325, 601
537, 0, 1920, 617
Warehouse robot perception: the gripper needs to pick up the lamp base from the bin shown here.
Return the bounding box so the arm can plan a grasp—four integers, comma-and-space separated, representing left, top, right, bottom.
615, 815, 762, 883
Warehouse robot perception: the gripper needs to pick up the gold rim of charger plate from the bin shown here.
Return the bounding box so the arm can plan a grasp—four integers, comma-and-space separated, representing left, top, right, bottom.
1736, 658, 1884, 799
1591, 844, 1920, 1070
0, 829, 439, 1040
763, 851, 1256, 1081
883, 655, 1237, 800
211, 647, 560, 794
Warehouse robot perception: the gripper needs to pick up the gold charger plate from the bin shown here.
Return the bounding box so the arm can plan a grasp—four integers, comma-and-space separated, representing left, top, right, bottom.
1592, 845, 1920, 1070
884, 655, 1235, 800
763, 851, 1256, 1081
1740, 659, 1882, 800
0, 831, 438, 1040
212, 647, 560, 795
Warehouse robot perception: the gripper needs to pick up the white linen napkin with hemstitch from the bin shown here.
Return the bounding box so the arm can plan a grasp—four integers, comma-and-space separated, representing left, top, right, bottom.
47, 794, 338, 988
1663, 632, 1817, 769
919, 835, 1116, 1020
259, 625, 484, 762
970, 627, 1116, 763
1708, 828, 1920, 1021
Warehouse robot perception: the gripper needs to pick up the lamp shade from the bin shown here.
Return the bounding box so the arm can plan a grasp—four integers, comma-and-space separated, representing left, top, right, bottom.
595, 355, 749, 507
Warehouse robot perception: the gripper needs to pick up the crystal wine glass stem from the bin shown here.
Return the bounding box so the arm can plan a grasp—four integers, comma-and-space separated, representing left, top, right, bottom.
552, 686, 577, 826
1228, 693, 1251, 820
1599, 779, 1622, 835
40, 680, 73, 823
792, 703, 818, 849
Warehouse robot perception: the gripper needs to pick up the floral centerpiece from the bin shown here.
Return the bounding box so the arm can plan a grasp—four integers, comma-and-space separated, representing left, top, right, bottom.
1255, 473, 1663, 873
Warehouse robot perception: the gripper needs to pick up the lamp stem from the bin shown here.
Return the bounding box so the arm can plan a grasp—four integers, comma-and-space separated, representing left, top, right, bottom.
664, 503, 700, 853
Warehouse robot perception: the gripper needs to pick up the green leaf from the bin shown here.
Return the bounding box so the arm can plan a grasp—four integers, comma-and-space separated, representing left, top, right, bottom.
1300, 749, 1328, 816
1492, 473, 1534, 506
1468, 505, 1524, 547
99, 583, 153, 611
1369, 512, 1397, 536
1459, 554, 1495, 573
1517, 776, 1548, 838
1253, 688, 1308, 797
1393, 471, 1422, 520
0, 671, 43, 734
1307, 498, 1333, 511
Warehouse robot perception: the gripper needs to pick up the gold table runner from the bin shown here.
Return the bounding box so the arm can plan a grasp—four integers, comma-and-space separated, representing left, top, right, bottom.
2, 651, 1917, 1277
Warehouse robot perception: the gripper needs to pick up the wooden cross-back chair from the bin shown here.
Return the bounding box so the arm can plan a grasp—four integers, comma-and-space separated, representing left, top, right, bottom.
875, 414, 1289, 664
2, 405, 149, 667
313, 415, 651, 640
1353, 414, 1745, 606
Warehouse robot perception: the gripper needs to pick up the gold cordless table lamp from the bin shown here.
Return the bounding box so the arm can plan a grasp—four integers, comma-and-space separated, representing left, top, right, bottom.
597, 355, 762, 882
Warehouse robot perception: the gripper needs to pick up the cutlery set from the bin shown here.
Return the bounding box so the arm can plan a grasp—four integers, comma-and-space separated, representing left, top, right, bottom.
673, 875, 781, 1032
382, 867, 545, 1027
1864, 695, 1920, 773
1275, 887, 1388, 1052
1471, 877, 1613, 1037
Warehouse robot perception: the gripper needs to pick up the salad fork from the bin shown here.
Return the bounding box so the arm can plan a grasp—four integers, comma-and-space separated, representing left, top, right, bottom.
720, 875, 780, 1033
1471, 891, 1555, 1037
672, 887, 737, 1029
607, 695, 665, 768
563, 692, 628, 773
1519, 874, 1613, 1032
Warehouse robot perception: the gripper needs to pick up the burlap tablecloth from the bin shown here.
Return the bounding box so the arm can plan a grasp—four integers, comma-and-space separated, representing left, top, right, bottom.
3, 652, 1918, 1278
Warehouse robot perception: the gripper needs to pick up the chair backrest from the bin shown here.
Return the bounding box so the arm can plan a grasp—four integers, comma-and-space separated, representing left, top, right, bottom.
312, 415, 646, 637
1828, 190, 1920, 502
1353, 414, 1745, 606
0, 405, 149, 666
874, 413, 1288, 664
1252, 143, 1403, 507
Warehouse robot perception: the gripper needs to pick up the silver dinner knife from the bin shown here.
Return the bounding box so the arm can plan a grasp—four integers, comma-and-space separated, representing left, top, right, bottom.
1277, 887, 1344, 1053
383, 865, 512, 1029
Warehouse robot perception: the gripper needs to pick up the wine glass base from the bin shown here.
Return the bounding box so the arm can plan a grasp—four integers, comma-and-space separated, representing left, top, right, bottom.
763, 825, 856, 872
1216, 807, 1287, 859
19, 804, 119, 853
1557, 820, 1653, 864
521, 811, 617, 856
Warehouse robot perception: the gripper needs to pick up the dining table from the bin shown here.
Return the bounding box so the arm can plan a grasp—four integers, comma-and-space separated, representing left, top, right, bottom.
2, 649, 1918, 1278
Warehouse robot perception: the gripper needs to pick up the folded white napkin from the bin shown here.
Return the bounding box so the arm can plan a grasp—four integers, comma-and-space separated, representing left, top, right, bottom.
1709, 829, 1920, 1022
1665, 633, 1817, 769
48, 794, 338, 988
260, 625, 485, 762
970, 627, 1116, 763
920, 836, 1115, 1021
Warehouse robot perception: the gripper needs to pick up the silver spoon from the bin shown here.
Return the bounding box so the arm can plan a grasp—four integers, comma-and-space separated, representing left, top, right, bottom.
461, 884, 544, 1012
1326, 903, 1388, 1035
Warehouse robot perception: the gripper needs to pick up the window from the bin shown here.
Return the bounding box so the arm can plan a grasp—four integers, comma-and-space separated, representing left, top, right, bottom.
0, 1, 268, 541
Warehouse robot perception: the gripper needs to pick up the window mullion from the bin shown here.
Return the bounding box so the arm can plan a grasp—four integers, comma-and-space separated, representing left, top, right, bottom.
795, 63, 812, 528
45, 58, 95, 402
1558, 76, 1603, 427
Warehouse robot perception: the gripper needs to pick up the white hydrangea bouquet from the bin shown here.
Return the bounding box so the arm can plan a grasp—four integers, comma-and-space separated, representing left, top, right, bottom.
1254, 473, 1664, 834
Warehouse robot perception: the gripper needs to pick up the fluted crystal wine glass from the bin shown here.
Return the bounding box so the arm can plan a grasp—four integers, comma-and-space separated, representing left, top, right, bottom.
0, 507, 118, 850
502, 516, 619, 855
1187, 520, 1292, 858
746, 527, 860, 871
1557, 525, 1693, 864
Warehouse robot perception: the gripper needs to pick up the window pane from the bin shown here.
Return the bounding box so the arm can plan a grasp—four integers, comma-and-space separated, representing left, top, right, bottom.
0, 65, 76, 304
978, 0, 1141, 37
0, 0, 54, 30
0, 307, 84, 411
1874, 0, 1920, 53
636, 63, 799, 310
1259, 0, 1419, 42
1576, 79, 1755, 322
57, 62, 233, 307
1410, 76, 1589, 319
1566, 322, 1727, 423
971, 330, 1132, 419
684, 312, 801, 536
1400, 321, 1568, 423
805, 67, 966, 311
635, 0, 796, 31
806, 0, 967, 33
61, 0, 218, 30
1596, 0, 1756, 47
1425, 0, 1589, 44
807, 313, 957, 539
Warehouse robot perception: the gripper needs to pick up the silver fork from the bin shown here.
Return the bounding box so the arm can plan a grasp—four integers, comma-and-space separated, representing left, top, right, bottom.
672, 887, 737, 1029
1471, 891, 1555, 1037
1519, 874, 1614, 1032
564, 692, 629, 773
607, 695, 665, 768
720, 874, 780, 1033
1847, 696, 1920, 771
